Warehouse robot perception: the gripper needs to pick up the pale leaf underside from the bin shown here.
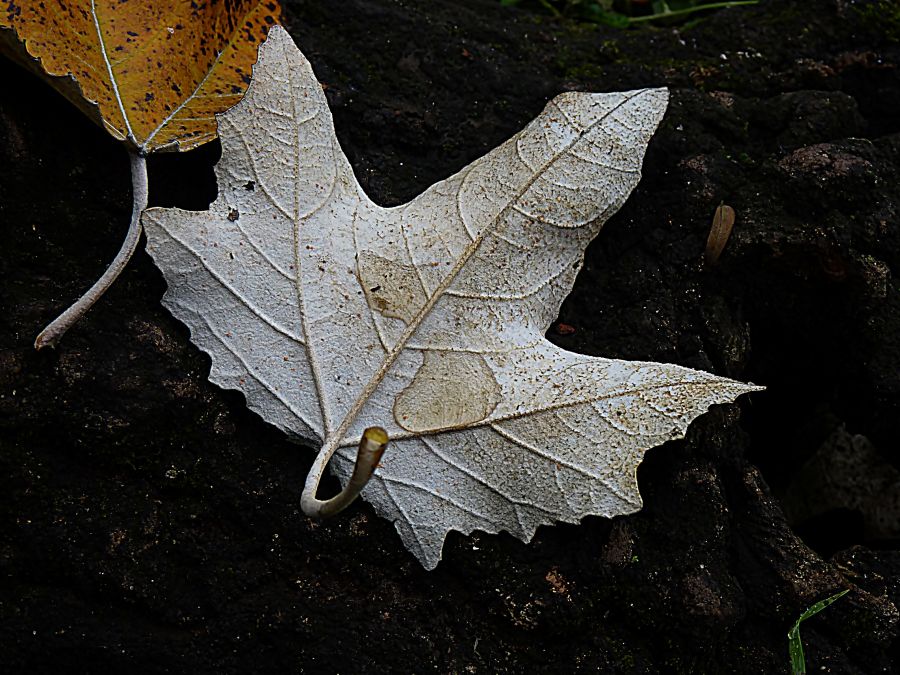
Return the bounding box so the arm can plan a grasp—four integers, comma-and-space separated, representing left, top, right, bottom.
143, 26, 761, 569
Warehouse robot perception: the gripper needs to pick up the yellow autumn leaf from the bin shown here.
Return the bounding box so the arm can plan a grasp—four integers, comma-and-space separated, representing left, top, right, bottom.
0, 0, 281, 152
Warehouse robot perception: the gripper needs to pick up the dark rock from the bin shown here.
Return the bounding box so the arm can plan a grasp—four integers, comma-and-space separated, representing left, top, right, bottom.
2, 0, 899, 672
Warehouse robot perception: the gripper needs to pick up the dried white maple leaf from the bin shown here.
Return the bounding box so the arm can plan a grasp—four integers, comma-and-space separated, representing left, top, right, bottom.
143, 26, 761, 569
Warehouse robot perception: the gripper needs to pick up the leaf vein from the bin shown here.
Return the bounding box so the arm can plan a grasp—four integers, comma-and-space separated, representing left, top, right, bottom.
489, 421, 603, 483
181, 304, 320, 435
291, 48, 334, 435
419, 435, 554, 518
90, 0, 135, 144
379, 473, 496, 527
154, 218, 303, 342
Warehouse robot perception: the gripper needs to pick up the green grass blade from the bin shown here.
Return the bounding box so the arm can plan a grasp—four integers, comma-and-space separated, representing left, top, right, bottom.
787, 589, 850, 675
627, 0, 759, 24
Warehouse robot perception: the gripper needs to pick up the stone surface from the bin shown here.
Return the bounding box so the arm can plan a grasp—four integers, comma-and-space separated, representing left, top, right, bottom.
2, 0, 899, 671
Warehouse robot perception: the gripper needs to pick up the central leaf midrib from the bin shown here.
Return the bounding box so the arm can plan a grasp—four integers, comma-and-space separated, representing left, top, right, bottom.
91, 0, 136, 144
289, 44, 333, 438
322, 89, 649, 452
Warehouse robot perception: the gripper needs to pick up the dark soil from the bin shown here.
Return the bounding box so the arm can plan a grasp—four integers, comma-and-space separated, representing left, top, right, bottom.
2, 0, 900, 672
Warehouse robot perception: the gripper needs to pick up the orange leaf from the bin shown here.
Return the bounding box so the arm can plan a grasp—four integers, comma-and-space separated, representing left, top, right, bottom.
0, 0, 281, 152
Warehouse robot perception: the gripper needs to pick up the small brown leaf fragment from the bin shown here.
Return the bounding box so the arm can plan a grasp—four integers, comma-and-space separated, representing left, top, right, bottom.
554, 322, 576, 336
0, 0, 282, 152
705, 203, 735, 265
545, 568, 571, 598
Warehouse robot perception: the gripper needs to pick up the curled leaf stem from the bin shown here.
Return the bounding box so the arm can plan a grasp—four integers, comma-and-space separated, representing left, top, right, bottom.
35, 150, 149, 349
301, 427, 389, 518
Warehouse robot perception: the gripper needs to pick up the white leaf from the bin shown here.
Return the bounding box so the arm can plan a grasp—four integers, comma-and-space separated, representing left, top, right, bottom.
143, 26, 761, 569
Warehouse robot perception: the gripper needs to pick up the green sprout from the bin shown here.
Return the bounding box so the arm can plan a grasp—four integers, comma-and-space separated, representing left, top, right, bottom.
499, 0, 759, 28
787, 589, 850, 675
